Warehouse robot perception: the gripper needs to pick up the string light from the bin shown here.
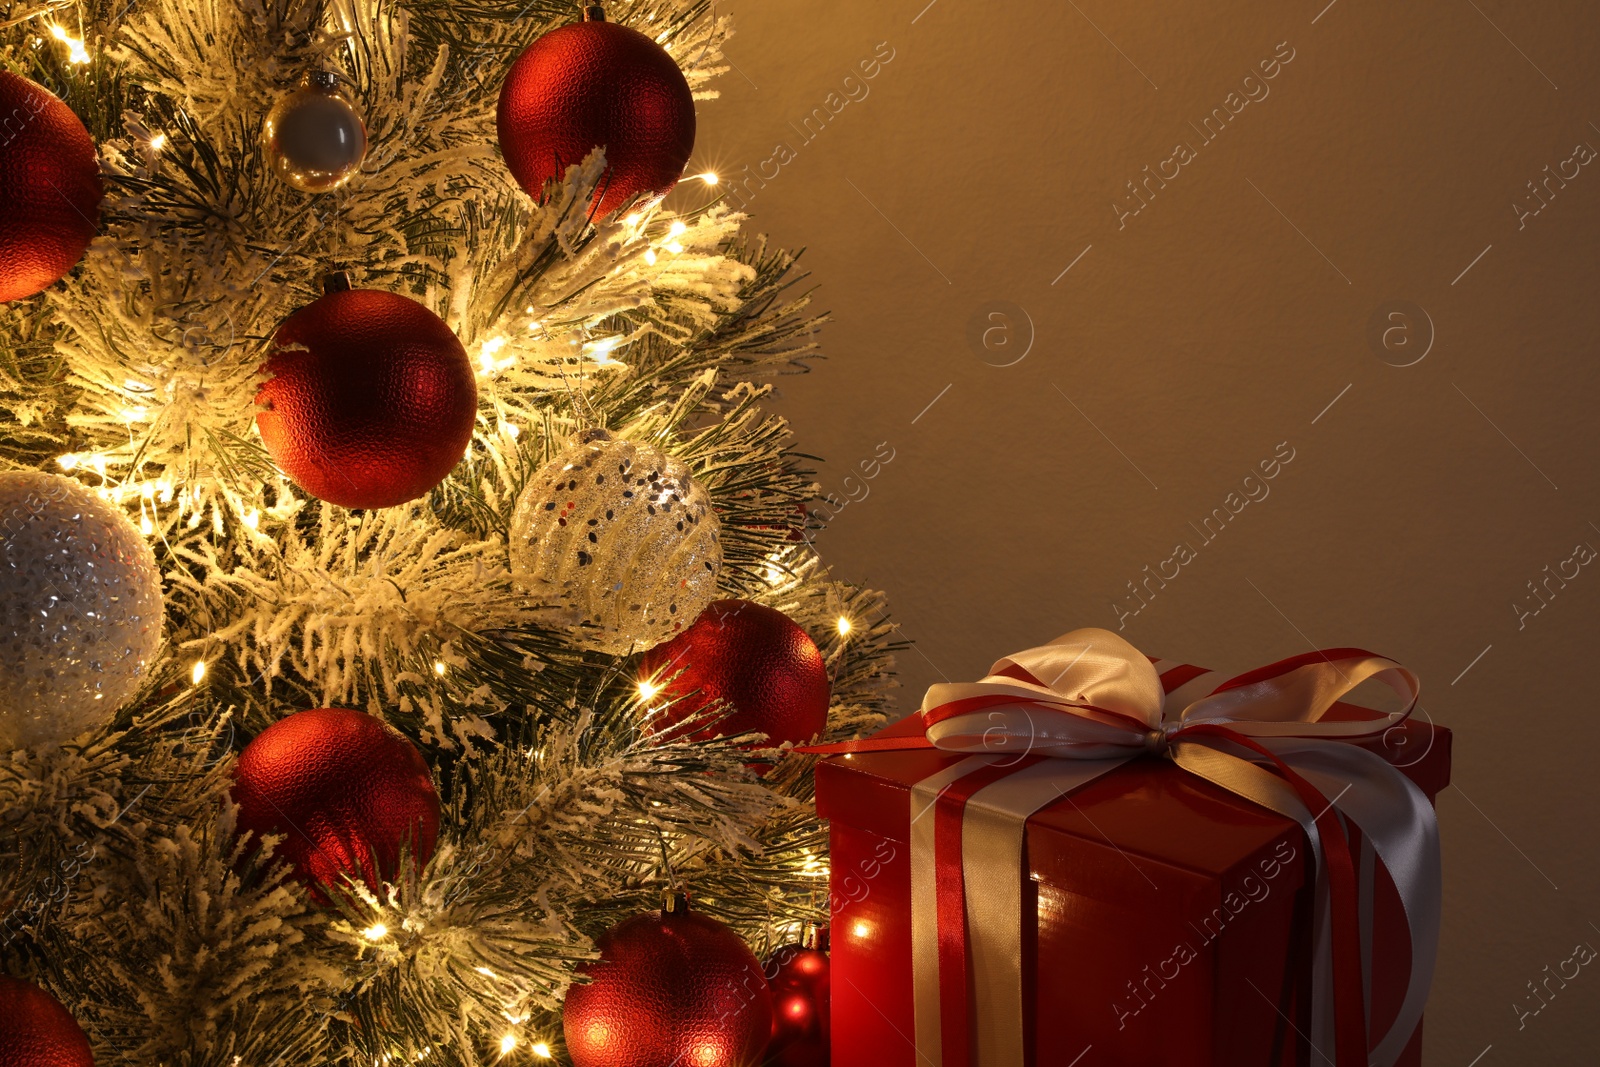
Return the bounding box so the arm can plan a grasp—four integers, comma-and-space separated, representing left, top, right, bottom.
637, 680, 661, 700
530, 1043, 552, 1059
47, 24, 91, 65
191, 661, 207, 685
668, 221, 688, 238
433, 661, 447, 676
498, 1035, 517, 1056
836, 616, 852, 637
644, 249, 658, 265
361, 923, 388, 941
479, 335, 509, 374
148, 133, 167, 151
693, 172, 719, 186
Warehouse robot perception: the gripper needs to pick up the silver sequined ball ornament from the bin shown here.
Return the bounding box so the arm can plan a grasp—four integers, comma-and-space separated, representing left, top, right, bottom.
262, 71, 367, 193
509, 431, 722, 654
0, 472, 163, 750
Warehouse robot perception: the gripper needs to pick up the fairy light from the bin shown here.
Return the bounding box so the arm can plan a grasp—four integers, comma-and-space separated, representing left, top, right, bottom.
361, 923, 388, 941
148, 133, 167, 151
637, 680, 661, 701
530, 1043, 551, 1059
581, 336, 624, 366
191, 661, 207, 685
498, 1034, 517, 1056
668, 220, 688, 238
434, 661, 447, 676
666, 242, 684, 255
644, 249, 658, 265
479, 335, 509, 374
48, 24, 91, 65
836, 616, 852, 637
693, 172, 719, 186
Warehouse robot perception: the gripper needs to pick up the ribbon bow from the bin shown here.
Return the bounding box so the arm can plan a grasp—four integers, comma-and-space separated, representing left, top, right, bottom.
817, 628, 1441, 1067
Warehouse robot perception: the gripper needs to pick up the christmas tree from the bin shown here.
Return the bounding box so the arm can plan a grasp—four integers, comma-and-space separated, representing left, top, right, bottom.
0, 0, 896, 1062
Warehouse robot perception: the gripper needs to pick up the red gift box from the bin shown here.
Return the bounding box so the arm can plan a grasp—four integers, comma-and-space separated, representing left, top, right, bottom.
815, 641, 1450, 1067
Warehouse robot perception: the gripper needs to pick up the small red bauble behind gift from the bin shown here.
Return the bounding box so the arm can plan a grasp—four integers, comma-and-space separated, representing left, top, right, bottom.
563, 896, 773, 1067
763, 929, 830, 1067
256, 274, 477, 510
231, 708, 440, 900
639, 600, 830, 748
0, 72, 102, 303
496, 7, 696, 219
0, 975, 94, 1067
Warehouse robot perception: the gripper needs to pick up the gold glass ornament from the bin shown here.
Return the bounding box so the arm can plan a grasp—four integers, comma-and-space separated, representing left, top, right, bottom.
509, 430, 722, 654
262, 71, 367, 193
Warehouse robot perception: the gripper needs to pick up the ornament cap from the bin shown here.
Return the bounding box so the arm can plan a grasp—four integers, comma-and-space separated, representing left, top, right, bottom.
802, 922, 827, 951
321, 270, 353, 294
663, 889, 690, 914
582, 3, 606, 21
305, 69, 341, 91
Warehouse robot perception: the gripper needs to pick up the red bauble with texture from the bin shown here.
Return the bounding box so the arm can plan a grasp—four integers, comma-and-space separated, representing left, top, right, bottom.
0, 976, 93, 1067
231, 708, 440, 899
496, 15, 696, 219
563, 903, 773, 1067
763, 941, 830, 1067
0, 72, 102, 303
640, 600, 830, 747
256, 284, 477, 509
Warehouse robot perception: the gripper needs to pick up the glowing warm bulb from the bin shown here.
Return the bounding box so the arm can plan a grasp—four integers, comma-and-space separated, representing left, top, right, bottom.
434, 661, 446, 676
644, 249, 658, 265
638, 680, 661, 700
48, 24, 91, 65
148, 133, 167, 151
836, 616, 852, 636
498, 1034, 517, 1056
668, 220, 688, 237
666, 242, 684, 255
191, 661, 207, 685
530, 1042, 551, 1059
361, 923, 388, 941
695, 172, 719, 186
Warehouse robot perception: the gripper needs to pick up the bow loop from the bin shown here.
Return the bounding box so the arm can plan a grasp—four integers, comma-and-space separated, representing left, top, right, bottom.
919, 628, 1419, 758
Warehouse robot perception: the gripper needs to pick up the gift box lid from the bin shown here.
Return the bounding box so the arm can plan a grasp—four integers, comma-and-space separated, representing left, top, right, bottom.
816, 704, 1450, 910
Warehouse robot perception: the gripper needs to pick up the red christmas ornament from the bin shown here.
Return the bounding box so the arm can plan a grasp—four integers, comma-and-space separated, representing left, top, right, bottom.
256, 275, 477, 509
496, 9, 696, 219
0, 72, 102, 303
563, 899, 773, 1067
0, 975, 93, 1067
640, 600, 830, 748
763, 935, 830, 1067
231, 708, 440, 900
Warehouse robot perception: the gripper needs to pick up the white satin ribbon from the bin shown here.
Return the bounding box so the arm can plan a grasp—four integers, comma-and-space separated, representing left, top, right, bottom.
906, 627, 1440, 1067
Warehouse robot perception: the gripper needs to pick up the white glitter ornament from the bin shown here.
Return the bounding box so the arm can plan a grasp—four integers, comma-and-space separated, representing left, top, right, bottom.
0, 472, 163, 749
509, 431, 722, 654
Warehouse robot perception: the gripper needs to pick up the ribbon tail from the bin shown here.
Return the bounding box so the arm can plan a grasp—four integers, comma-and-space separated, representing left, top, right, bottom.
1173, 728, 1368, 1067
1261, 740, 1442, 1067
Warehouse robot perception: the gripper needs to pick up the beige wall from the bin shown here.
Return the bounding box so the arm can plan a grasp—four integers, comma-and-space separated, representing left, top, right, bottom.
698, 0, 1600, 1061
